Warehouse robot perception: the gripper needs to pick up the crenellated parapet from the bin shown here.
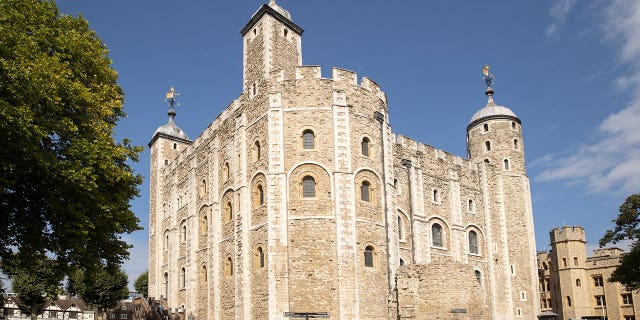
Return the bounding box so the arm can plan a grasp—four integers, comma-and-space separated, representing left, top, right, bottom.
550, 226, 586, 244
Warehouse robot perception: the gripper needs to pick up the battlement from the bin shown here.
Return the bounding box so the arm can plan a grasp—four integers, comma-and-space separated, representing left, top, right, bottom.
550, 226, 586, 244
592, 247, 623, 257
394, 134, 476, 174
270, 65, 387, 103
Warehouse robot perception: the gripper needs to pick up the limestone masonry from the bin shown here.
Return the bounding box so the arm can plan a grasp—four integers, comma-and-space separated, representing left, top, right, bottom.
147, 2, 539, 319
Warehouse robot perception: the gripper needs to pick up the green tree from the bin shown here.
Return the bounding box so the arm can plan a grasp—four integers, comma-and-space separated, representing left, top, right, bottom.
71, 266, 129, 320
600, 193, 640, 290
10, 258, 62, 320
0, 0, 142, 281
134, 270, 148, 298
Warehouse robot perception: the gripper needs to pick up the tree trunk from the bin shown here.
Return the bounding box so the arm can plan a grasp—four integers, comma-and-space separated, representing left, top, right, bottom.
30, 306, 38, 320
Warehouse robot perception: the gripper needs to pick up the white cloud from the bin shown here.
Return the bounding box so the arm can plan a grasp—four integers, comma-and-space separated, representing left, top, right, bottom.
536, 0, 640, 196
546, 0, 578, 36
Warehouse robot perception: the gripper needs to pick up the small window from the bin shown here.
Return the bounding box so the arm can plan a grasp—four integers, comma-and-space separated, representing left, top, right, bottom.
257, 185, 264, 205
180, 267, 186, 288
484, 158, 490, 164
399, 258, 405, 266
398, 215, 404, 240
514, 139, 519, 150
252, 82, 257, 96
364, 246, 374, 267
485, 141, 491, 151
469, 230, 479, 254
226, 202, 233, 221
121, 314, 128, 319
254, 141, 261, 161
181, 223, 187, 243
595, 295, 606, 306
567, 296, 572, 307
361, 137, 370, 156
165, 159, 169, 165
257, 247, 265, 268
594, 275, 604, 286
468, 199, 475, 212
521, 292, 527, 301
361, 181, 371, 202
504, 159, 510, 170
302, 130, 315, 149
483, 123, 489, 132
432, 223, 443, 247
475, 270, 482, 284
226, 257, 234, 276
110, 314, 116, 319
432, 189, 440, 203
224, 162, 230, 180
576, 278, 581, 287
283, 28, 288, 37
253, 28, 256, 35
51, 311, 58, 318
512, 122, 517, 130
173, 143, 177, 149
622, 293, 633, 305
69, 312, 78, 319
302, 176, 315, 198
165, 232, 169, 251
201, 265, 207, 282
562, 258, 567, 266
201, 215, 208, 234
516, 308, 521, 316
573, 257, 578, 266
467, 148, 471, 158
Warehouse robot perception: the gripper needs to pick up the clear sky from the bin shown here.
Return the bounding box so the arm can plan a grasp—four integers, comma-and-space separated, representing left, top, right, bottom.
52, 0, 640, 289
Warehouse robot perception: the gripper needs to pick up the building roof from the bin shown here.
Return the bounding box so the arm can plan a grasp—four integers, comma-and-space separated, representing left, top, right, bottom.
152, 117, 189, 141
240, 2, 303, 36
467, 91, 520, 130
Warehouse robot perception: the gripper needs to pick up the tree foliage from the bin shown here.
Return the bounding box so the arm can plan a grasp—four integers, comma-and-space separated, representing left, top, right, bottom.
134, 270, 148, 298
10, 258, 62, 320
600, 193, 640, 290
70, 266, 129, 319
0, 0, 142, 280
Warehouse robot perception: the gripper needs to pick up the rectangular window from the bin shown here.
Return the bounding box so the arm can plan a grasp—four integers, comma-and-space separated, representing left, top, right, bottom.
50, 311, 58, 318
625, 316, 635, 320
622, 293, 633, 305
594, 275, 604, 286
110, 314, 116, 319
595, 295, 606, 306
69, 312, 78, 319
574, 257, 578, 266
562, 258, 567, 267
121, 314, 128, 319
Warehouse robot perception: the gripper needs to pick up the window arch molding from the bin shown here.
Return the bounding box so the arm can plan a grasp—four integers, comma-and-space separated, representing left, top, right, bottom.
503, 158, 511, 171
287, 162, 333, 201
464, 224, 485, 256
427, 217, 450, 249
397, 209, 410, 241
198, 205, 210, 236
300, 126, 317, 150
254, 243, 266, 269
354, 168, 382, 204
360, 241, 380, 269
359, 134, 372, 157
221, 189, 235, 223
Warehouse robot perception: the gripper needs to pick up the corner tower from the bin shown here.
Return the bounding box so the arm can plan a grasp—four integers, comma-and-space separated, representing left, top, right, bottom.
466, 66, 539, 318
240, 0, 303, 92
550, 226, 590, 319
147, 87, 191, 300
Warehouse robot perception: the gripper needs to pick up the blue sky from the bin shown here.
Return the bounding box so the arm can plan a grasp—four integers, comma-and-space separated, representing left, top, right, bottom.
52, 0, 640, 289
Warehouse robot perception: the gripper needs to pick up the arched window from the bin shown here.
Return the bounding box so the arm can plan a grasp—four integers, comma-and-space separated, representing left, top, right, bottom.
364, 246, 374, 267
483, 123, 489, 132
173, 143, 177, 149
201, 215, 208, 234
224, 162, 230, 180
254, 141, 261, 161
163, 272, 169, 298
485, 141, 491, 151
181, 223, 187, 243
399, 258, 405, 266
512, 122, 517, 130
432, 223, 443, 247
201, 179, 207, 196
225, 202, 233, 222
361, 181, 371, 202
514, 139, 519, 150
361, 137, 370, 156
432, 189, 440, 203
201, 265, 207, 282
302, 130, 315, 149
180, 267, 186, 288
484, 158, 490, 164
504, 159, 510, 170
257, 185, 264, 205
475, 270, 482, 284
226, 257, 233, 276
257, 247, 265, 268
302, 176, 315, 198
576, 279, 581, 287
469, 230, 479, 254
468, 199, 475, 212
164, 232, 169, 251
398, 216, 404, 240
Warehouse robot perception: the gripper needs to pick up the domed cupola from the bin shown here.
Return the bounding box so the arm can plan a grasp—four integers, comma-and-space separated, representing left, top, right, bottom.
148, 86, 191, 147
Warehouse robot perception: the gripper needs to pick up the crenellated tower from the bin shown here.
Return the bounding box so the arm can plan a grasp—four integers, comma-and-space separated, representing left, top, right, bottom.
550, 226, 590, 319
466, 66, 539, 319
240, 0, 303, 93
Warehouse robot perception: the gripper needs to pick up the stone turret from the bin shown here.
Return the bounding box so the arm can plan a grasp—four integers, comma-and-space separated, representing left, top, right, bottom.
550, 226, 590, 319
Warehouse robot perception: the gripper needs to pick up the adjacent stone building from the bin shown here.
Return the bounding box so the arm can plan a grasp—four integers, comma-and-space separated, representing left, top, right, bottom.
147, 1, 539, 319
538, 226, 639, 320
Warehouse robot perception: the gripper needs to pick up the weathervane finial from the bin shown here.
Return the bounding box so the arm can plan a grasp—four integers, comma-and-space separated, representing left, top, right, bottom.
482, 64, 494, 90
165, 86, 180, 119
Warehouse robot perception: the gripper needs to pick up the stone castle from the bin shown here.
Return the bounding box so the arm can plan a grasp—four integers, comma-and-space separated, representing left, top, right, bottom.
538, 226, 639, 320
147, 2, 539, 319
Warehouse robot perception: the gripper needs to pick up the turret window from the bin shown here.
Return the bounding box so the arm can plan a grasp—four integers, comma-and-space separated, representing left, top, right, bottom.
514, 139, 519, 150
576, 279, 581, 287
483, 123, 489, 132
468, 199, 475, 213
432, 189, 440, 203
225, 257, 234, 276
361, 137, 370, 156
302, 130, 315, 149
254, 141, 261, 161
512, 121, 517, 131
485, 141, 491, 152
504, 159, 510, 171
364, 246, 375, 267
180, 267, 186, 289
